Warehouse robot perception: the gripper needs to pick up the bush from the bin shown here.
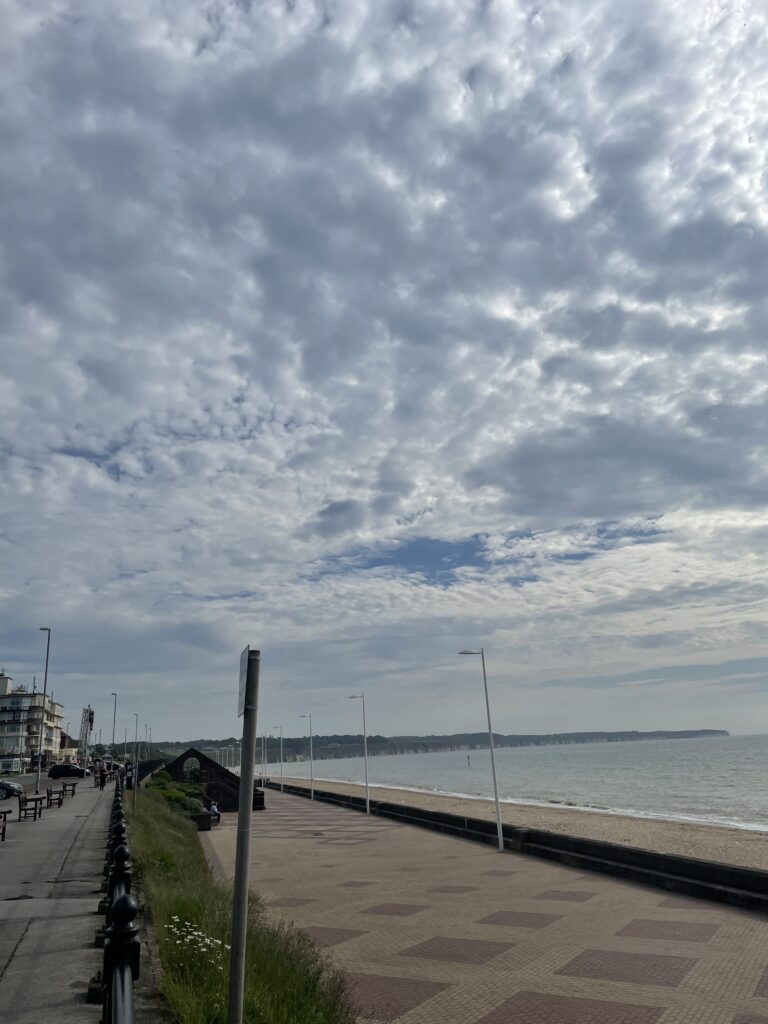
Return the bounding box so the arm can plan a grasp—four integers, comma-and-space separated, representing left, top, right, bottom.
128, 790, 353, 1024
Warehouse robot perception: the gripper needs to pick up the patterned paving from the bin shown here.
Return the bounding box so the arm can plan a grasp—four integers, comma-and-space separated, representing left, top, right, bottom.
205, 790, 768, 1024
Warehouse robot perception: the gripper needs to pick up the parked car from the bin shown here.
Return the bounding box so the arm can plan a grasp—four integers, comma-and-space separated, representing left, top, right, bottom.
0, 779, 24, 799
48, 763, 90, 779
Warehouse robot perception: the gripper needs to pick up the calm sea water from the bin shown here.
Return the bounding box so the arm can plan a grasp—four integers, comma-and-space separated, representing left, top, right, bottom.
259, 734, 768, 831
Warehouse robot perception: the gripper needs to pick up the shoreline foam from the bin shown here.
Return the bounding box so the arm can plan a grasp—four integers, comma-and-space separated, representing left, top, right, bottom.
276, 775, 768, 872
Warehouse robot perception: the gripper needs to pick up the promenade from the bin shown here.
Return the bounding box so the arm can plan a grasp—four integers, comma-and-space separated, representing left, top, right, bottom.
205, 789, 768, 1024
0, 776, 157, 1024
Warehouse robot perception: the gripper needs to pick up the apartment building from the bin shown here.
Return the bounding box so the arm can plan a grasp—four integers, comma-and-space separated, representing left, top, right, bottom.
0, 671, 64, 765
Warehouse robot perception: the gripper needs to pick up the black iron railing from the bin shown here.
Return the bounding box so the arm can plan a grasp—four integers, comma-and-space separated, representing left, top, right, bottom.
88, 775, 140, 1024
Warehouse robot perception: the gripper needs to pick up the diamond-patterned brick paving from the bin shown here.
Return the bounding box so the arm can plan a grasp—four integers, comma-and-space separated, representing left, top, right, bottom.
362, 903, 430, 917
346, 971, 450, 1021
755, 965, 768, 997
534, 890, 598, 902
478, 910, 562, 929
399, 935, 514, 965
204, 787, 768, 1024
556, 948, 697, 987
267, 896, 316, 908
475, 990, 665, 1024
617, 919, 720, 943
301, 926, 367, 948
429, 885, 478, 893
658, 895, 707, 909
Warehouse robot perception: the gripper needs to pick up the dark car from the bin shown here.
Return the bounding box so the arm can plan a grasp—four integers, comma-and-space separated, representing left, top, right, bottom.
0, 779, 24, 799
48, 763, 90, 779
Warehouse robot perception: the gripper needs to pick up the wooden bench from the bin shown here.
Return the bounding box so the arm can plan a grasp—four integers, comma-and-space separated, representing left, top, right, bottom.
17, 793, 44, 821
0, 808, 10, 842
46, 786, 65, 808
62, 781, 78, 797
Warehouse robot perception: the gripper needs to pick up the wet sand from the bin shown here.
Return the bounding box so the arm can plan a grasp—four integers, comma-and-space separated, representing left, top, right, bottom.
279, 775, 768, 872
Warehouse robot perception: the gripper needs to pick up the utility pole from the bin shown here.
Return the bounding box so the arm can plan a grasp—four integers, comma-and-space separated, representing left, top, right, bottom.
35, 629, 51, 795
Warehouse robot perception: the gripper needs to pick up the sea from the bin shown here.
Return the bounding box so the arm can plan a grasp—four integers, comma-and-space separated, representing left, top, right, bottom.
256, 733, 768, 832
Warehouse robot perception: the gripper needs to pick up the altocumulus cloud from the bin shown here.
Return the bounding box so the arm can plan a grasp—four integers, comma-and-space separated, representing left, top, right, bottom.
2, 0, 768, 739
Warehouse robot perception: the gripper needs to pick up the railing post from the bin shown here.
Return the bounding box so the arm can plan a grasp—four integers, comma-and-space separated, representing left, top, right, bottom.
101, 894, 140, 1024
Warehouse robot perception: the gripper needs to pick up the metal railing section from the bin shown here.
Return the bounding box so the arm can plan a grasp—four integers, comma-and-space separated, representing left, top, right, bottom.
88, 774, 140, 1024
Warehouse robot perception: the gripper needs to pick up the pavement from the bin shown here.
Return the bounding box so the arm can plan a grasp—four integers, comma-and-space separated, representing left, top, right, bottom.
0, 776, 158, 1023
203, 788, 768, 1024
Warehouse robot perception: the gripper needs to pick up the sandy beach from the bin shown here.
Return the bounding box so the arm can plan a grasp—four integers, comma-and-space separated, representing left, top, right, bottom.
278, 775, 768, 872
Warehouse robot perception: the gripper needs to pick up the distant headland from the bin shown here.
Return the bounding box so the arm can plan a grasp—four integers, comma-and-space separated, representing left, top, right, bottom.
165, 729, 729, 763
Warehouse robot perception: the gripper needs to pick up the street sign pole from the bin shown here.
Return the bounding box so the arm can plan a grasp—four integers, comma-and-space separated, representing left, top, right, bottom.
227, 646, 260, 1024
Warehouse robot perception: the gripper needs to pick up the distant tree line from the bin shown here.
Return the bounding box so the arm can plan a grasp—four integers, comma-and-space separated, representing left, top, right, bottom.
157, 729, 728, 762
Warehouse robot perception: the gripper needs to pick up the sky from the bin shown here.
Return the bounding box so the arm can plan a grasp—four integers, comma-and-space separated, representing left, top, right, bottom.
2, 0, 768, 744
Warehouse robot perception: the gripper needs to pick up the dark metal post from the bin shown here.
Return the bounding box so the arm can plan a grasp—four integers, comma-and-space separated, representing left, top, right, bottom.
227, 647, 260, 1024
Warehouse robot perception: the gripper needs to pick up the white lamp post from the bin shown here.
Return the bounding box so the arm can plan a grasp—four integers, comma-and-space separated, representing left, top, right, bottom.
111, 692, 118, 755
273, 726, 284, 791
299, 713, 313, 800
459, 648, 504, 852
348, 694, 369, 814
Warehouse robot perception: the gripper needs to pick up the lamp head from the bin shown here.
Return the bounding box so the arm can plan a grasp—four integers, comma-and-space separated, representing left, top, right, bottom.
39, 626, 50, 632
459, 649, 480, 655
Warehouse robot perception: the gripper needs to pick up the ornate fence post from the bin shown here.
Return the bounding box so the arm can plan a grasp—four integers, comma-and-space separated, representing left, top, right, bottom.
101, 894, 140, 1024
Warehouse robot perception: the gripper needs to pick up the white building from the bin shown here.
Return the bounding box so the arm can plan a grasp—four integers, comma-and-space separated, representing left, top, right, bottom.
0, 671, 64, 765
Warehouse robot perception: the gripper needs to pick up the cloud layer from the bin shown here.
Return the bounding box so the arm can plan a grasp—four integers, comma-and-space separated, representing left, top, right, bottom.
2, 0, 768, 741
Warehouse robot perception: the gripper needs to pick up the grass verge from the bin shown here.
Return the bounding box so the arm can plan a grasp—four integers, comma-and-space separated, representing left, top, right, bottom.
128, 789, 354, 1024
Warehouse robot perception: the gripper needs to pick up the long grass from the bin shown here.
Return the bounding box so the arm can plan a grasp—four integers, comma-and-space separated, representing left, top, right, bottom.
128, 789, 354, 1024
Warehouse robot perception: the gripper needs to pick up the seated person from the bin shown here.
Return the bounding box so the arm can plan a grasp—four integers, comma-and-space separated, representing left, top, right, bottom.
209, 800, 221, 824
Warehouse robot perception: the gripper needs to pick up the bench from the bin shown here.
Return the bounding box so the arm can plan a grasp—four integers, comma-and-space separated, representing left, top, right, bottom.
17, 793, 44, 821
46, 786, 65, 808
62, 781, 78, 797
0, 808, 10, 842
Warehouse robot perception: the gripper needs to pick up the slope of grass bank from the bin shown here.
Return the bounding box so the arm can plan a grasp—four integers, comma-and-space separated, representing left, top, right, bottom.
128, 789, 354, 1024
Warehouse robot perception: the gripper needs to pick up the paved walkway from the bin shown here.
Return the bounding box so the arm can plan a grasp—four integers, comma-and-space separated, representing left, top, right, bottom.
204, 789, 768, 1024
0, 779, 158, 1023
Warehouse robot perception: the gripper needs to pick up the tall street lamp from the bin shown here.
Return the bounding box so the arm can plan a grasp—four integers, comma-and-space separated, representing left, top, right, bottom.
273, 725, 284, 792
348, 694, 370, 814
459, 648, 504, 852
133, 713, 139, 809
111, 693, 117, 755
299, 714, 314, 800
35, 627, 52, 794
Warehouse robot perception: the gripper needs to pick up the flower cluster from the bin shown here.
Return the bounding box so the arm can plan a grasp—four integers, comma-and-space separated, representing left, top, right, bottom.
164, 916, 231, 971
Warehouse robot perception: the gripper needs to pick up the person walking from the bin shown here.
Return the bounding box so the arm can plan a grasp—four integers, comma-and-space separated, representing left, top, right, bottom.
99, 762, 107, 791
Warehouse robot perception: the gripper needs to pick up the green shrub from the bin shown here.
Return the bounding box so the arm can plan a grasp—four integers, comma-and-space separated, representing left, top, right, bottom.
150, 770, 173, 789
128, 790, 353, 1024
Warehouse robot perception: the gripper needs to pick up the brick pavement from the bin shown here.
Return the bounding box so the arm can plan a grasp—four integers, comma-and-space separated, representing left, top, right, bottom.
203, 790, 768, 1024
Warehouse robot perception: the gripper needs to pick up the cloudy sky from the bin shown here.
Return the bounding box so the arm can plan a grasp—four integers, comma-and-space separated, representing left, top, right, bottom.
2, 0, 768, 745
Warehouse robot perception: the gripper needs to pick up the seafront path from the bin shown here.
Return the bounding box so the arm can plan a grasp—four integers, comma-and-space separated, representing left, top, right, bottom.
0, 775, 157, 1024
204, 788, 768, 1024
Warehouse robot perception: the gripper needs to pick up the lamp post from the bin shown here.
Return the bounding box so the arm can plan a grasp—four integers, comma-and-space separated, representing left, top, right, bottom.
35, 627, 51, 794
459, 648, 504, 852
299, 714, 314, 800
273, 726, 283, 791
133, 713, 139, 809
124, 728, 127, 761
111, 693, 117, 755
348, 694, 369, 814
